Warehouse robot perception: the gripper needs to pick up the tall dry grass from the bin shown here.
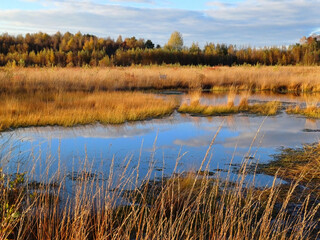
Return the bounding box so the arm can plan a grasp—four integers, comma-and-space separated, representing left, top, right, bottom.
178, 93, 281, 116
0, 91, 178, 131
1, 66, 320, 93
1, 136, 320, 239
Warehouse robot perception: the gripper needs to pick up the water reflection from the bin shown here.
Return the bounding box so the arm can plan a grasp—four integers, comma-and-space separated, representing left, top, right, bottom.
1, 93, 320, 188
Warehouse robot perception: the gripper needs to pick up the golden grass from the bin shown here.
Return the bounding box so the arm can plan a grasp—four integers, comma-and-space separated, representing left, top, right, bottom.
1, 144, 320, 239
178, 98, 281, 116
286, 97, 320, 118
0, 91, 178, 131
260, 143, 320, 187
1, 65, 320, 93
286, 106, 320, 118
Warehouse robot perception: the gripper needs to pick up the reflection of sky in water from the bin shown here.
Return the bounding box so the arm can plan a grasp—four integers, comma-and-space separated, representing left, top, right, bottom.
0, 93, 319, 188
0, 95, 319, 188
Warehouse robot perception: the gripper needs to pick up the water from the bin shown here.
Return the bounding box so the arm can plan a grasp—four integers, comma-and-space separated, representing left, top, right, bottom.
0, 93, 319, 190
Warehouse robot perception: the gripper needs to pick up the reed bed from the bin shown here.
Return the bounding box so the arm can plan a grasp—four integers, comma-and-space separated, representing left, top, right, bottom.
178, 98, 281, 116
1, 66, 320, 93
0, 91, 178, 131
1, 141, 320, 240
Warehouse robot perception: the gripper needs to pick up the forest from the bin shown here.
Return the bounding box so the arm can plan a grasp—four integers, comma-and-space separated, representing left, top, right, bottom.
0, 31, 320, 67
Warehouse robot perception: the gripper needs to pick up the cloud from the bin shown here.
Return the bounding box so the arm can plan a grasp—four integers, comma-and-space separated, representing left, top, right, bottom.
205, 0, 320, 43
1, 0, 320, 46
110, 0, 154, 3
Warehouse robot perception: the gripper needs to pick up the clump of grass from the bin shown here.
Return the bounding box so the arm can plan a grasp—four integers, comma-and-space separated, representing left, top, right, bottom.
0, 91, 178, 131
178, 98, 281, 116
242, 101, 282, 115
286, 97, 320, 118
259, 143, 320, 186
286, 106, 320, 118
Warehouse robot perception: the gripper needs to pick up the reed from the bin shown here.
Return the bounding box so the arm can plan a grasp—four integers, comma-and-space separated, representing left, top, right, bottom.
1, 139, 319, 239
0, 91, 178, 131
178, 99, 281, 116
1, 66, 320, 93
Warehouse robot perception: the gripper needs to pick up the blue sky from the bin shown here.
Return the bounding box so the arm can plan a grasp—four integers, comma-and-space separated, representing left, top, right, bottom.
0, 0, 319, 47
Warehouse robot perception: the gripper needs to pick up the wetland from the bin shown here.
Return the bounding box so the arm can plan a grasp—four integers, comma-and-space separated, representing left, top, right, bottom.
1, 66, 320, 239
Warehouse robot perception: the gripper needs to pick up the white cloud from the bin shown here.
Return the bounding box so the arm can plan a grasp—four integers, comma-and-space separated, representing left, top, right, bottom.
110, 0, 154, 3
1, 0, 320, 46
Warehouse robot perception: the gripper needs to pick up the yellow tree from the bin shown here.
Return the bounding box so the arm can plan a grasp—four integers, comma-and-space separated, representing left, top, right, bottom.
166, 31, 183, 51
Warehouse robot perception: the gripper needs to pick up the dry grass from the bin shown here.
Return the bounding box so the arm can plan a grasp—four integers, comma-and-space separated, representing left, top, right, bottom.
0, 91, 178, 131
287, 106, 320, 118
178, 97, 281, 116
1, 66, 320, 93
286, 97, 320, 118
1, 142, 320, 240
260, 143, 320, 185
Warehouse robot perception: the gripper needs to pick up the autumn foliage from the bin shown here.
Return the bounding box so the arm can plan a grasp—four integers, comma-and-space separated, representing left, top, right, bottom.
1, 32, 320, 67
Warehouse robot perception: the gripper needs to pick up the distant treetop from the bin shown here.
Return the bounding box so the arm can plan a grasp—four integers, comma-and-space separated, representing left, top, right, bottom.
165, 31, 184, 51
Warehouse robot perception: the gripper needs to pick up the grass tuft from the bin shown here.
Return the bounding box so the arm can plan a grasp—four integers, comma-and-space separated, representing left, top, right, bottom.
178, 99, 281, 116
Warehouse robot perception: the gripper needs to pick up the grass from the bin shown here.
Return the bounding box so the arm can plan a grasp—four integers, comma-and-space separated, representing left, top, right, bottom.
0, 91, 178, 131
287, 106, 320, 118
1, 140, 320, 240
0, 89, 284, 132
286, 96, 320, 118
178, 98, 282, 116
1, 65, 320, 93
259, 143, 320, 187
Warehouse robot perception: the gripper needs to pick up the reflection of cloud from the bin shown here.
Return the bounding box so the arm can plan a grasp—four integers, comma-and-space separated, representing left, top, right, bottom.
4, 116, 182, 141
222, 131, 320, 149
174, 136, 211, 147
8, 124, 153, 141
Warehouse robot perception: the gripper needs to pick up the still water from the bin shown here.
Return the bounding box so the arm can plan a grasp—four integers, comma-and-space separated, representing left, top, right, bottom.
0, 93, 319, 189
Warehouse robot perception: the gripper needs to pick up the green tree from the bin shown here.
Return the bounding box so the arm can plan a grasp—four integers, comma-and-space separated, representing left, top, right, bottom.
145, 40, 154, 49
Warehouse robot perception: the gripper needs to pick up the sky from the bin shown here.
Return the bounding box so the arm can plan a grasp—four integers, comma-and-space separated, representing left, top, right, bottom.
0, 0, 320, 47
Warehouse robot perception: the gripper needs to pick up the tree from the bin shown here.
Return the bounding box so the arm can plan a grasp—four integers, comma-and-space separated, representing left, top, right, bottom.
189, 42, 200, 54
145, 40, 154, 49
166, 31, 183, 51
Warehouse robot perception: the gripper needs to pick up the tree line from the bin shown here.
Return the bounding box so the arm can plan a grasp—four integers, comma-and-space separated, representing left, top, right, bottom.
0, 31, 319, 67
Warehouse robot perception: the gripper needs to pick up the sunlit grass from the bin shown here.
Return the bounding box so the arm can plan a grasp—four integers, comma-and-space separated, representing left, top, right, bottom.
178, 99, 281, 116
1, 66, 320, 93
286, 106, 320, 118
0, 91, 178, 131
